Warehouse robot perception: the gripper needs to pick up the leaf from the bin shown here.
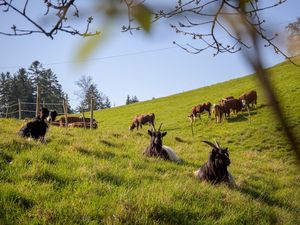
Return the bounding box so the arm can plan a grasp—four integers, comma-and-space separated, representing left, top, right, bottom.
132, 4, 152, 32
75, 35, 102, 61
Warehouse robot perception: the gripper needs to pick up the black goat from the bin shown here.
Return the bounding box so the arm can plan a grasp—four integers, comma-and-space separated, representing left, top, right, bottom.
47, 110, 58, 122
17, 108, 51, 144
194, 140, 235, 187
143, 123, 180, 162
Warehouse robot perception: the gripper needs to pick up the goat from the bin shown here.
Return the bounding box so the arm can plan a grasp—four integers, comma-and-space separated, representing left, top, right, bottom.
17, 108, 50, 144
47, 110, 58, 123
129, 113, 155, 131
143, 123, 180, 162
194, 140, 235, 187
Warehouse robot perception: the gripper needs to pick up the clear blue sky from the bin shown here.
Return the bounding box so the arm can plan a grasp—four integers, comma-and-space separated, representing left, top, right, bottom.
0, 0, 299, 108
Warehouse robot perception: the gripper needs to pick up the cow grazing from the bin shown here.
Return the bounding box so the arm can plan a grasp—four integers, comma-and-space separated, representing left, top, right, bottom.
143, 123, 180, 162
129, 113, 155, 131
239, 90, 257, 109
68, 121, 98, 129
17, 108, 50, 144
58, 116, 97, 128
223, 98, 244, 116
194, 140, 235, 187
188, 102, 212, 122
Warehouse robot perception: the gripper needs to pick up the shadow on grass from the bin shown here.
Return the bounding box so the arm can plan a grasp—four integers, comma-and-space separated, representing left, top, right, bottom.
6, 190, 35, 210
76, 147, 116, 160
256, 104, 269, 109
0, 140, 34, 153
227, 115, 248, 123
175, 137, 191, 144
239, 186, 300, 211
0, 151, 13, 164
100, 140, 122, 148
35, 170, 67, 187
96, 171, 124, 186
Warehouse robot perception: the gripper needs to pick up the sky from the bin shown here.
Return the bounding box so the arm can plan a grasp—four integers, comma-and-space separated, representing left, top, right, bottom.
0, 0, 299, 109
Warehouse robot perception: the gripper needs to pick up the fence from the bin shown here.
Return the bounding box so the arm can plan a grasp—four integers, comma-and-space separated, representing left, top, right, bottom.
2, 99, 67, 120
1, 85, 96, 129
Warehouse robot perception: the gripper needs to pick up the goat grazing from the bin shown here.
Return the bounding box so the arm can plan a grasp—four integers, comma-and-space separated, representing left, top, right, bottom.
143, 123, 180, 162
194, 140, 235, 187
17, 108, 51, 144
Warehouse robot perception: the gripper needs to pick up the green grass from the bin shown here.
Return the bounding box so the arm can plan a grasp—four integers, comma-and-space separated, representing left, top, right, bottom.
1, 60, 300, 224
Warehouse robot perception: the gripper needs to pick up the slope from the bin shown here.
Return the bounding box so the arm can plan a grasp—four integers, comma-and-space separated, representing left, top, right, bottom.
0, 60, 299, 224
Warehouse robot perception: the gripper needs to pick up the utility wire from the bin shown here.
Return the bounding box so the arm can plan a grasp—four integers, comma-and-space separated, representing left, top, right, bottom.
0, 19, 294, 70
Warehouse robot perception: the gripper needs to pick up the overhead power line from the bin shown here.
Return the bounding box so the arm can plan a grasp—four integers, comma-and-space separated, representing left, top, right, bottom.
0, 46, 177, 70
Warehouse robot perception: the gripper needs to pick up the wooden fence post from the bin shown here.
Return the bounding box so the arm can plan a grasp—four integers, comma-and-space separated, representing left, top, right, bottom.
82, 108, 86, 129
63, 99, 68, 127
5, 106, 8, 118
90, 96, 94, 129
36, 85, 40, 117
18, 98, 21, 120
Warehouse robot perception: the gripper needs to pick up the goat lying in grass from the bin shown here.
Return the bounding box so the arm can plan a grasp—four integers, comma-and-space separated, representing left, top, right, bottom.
143, 124, 180, 162
17, 108, 53, 144
194, 140, 235, 187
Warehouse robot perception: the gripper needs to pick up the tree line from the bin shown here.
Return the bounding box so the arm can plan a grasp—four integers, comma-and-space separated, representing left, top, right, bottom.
0, 61, 112, 118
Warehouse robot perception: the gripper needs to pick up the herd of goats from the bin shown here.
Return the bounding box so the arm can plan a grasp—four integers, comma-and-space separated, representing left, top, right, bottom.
15, 90, 257, 188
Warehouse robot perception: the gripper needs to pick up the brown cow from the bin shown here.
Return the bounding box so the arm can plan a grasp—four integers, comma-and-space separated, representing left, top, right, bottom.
188, 102, 212, 122
68, 121, 98, 129
129, 113, 155, 131
57, 116, 97, 128
213, 104, 224, 123
239, 90, 257, 109
219, 96, 234, 105
222, 98, 244, 117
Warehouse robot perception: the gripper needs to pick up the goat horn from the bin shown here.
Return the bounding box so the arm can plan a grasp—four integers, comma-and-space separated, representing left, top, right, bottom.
158, 123, 163, 131
151, 124, 156, 131
214, 140, 221, 149
202, 140, 218, 149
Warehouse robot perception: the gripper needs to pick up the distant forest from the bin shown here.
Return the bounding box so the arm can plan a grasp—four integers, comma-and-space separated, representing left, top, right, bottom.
0, 61, 112, 119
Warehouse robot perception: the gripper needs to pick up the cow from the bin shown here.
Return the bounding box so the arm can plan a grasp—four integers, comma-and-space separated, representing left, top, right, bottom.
239, 90, 257, 109
223, 98, 244, 116
57, 116, 97, 128
188, 102, 212, 122
129, 113, 155, 131
68, 121, 98, 129
219, 96, 234, 105
213, 104, 224, 123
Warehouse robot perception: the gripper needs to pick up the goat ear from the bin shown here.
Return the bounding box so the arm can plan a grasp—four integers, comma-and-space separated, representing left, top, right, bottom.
161, 132, 167, 137
148, 130, 152, 136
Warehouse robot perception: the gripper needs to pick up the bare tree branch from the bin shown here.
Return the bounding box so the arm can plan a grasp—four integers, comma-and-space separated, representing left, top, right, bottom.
0, 0, 99, 38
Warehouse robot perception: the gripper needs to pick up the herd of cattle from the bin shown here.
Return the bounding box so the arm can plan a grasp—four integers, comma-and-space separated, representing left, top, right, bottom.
129, 90, 257, 130
15, 89, 258, 187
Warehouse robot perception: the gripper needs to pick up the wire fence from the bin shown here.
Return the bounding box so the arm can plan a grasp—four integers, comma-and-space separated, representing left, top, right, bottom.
1, 99, 66, 119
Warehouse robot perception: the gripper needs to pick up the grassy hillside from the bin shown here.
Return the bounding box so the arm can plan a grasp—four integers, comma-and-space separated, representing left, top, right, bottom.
0, 60, 300, 225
